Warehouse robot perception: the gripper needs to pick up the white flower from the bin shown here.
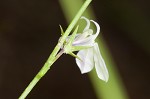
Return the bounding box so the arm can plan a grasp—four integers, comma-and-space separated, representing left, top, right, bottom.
61, 16, 109, 82
74, 17, 109, 82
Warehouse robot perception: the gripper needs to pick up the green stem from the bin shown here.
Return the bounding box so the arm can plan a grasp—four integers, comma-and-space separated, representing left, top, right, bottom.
19, 0, 92, 99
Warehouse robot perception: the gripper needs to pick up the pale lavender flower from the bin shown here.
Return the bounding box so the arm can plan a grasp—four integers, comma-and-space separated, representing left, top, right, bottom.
74, 17, 109, 82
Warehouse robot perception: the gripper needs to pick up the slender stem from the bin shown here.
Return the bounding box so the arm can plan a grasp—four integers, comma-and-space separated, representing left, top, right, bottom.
59, 0, 92, 48
19, 0, 92, 99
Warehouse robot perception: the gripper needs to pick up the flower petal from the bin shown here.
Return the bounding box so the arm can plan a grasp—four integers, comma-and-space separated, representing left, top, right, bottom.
90, 20, 100, 40
76, 48, 94, 73
81, 16, 90, 32
73, 35, 95, 46
74, 29, 93, 41
93, 43, 109, 82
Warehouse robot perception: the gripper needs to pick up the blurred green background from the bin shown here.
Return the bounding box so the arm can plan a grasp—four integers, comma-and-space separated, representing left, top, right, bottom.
0, 0, 150, 99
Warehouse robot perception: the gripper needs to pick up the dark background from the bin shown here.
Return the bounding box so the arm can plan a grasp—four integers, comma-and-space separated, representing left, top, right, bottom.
0, 0, 150, 99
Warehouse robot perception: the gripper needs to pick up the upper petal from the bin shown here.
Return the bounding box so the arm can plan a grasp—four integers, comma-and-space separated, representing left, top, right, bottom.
81, 16, 90, 32
93, 43, 109, 82
74, 18, 101, 46
76, 48, 94, 74
90, 20, 100, 40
